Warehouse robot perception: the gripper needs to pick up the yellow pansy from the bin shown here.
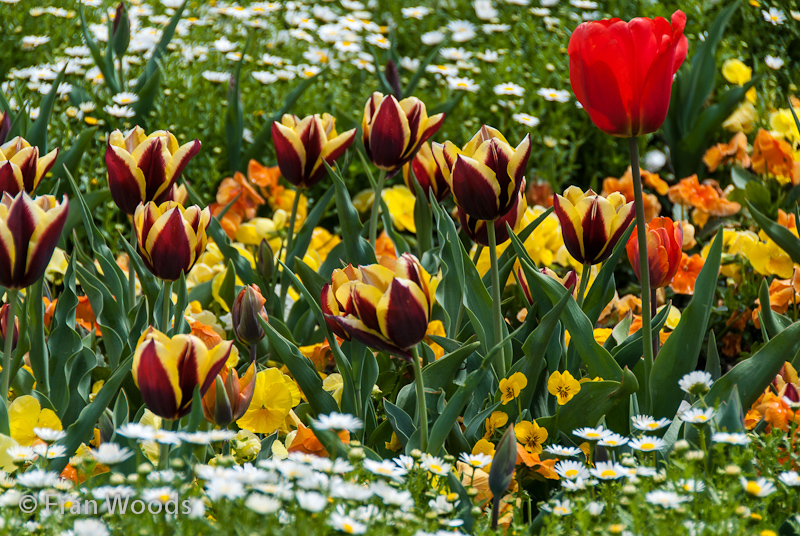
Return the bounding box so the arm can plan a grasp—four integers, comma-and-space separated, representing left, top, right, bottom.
45, 247, 69, 285
547, 370, 581, 405
722, 102, 756, 134
309, 227, 341, 263
564, 327, 612, 347
770, 108, 800, 144
237, 368, 301, 434
657, 304, 682, 330
721, 59, 752, 86
0, 434, 19, 472
382, 185, 416, 233
425, 320, 447, 360
270, 190, 308, 231
743, 238, 795, 279
231, 429, 261, 463
235, 217, 282, 250
514, 419, 548, 454
9, 395, 62, 446
498, 372, 528, 404
484, 411, 509, 439
385, 432, 403, 452
322, 373, 344, 405
472, 438, 496, 457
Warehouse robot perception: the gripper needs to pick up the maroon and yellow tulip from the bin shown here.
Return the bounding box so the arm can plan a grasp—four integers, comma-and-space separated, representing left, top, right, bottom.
132, 326, 235, 420
362, 92, 444, 173
553, 186, 635, 265
321, 253, 433, 361
232, 285, 269, 346
271, 113, 356, 189
433, 125, 531, 221
0, 137, 59, 195
626, 216, 683, 289
201, 361, 257, 428
0, 192, 68, 289
518, 266, 578, 306
460, 181, 526, 247
402, 142, 450, 202
133, 201, 210, 281
105, 126, 201, 215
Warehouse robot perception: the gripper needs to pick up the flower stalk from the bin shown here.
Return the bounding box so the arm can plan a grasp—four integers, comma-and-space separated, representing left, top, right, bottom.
279, 189, 302, 311
487, 222, 507, 379
368, 169, 387, 247
411, 346, 428, 452
1, 289, 18, 405
161, 280, 172, 333
628, 137, 654, 412
577, 263, 591, 308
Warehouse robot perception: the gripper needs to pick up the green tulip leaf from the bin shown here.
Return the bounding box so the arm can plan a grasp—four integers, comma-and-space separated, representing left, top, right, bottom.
748, 200, 800, 265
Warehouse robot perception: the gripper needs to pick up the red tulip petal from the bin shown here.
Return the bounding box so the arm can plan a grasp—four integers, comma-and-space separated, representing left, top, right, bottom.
134, 339, 180, 419
145, 207, 194, 281
106, 145, 146, 215
329, 314, 412, 361
451, 155, 501, 221
377, 279, 429, 351
0, 162, 23, 196
368, 95, 410, 170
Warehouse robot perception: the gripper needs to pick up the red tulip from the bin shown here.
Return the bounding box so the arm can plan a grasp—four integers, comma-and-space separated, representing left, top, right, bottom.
568, 10, 688, 137
626, 217, 683, 289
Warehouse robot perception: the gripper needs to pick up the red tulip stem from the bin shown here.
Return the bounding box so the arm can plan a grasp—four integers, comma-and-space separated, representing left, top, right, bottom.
577, 263, 591, 308
411, 345, 428, 452
279, 188, 302, 312
1, 289, 18, 406
628, 137, 654, 413
486, 222, 507, 379
368, 169, 388, 247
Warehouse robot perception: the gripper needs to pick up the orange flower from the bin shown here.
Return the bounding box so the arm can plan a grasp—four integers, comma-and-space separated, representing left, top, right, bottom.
752, 129, 800, 184
670, 253, 705, 295
248, 159, 282, 198
753, 267, 800, 326
526, 180, 554, 208
190, 321, 223, 349
702, 132, 751, 172
777, 209, 799, 234
299, 339, 335, 372
515, 444, 559, 479
209, 170, 267, 238
43, 296, 101, 335
601, 167, 664, 221
598, 293, 642, 324
748, 390, 798, 431
668, 175, 741, 217
375, 231, 397, 260
288, 421, 350, 457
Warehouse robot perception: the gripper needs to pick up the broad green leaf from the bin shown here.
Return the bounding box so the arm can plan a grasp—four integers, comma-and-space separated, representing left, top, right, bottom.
583, 223, 635, 324
26, 278, 49, 397
384, 399, 415, 448
50, 128, 97, 183
705, 331, 721, 381
758, 278, 792, 338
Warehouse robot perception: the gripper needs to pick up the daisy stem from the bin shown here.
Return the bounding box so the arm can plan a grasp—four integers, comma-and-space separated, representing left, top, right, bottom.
368, 169, 387, 247
161, 280, 172, 333
577, 262, 590, 308
279, 188, 301, 312
487, 222, 507, 380
1, 289, 18, 406
628, 137, 654, 414
411, 345, 428, 452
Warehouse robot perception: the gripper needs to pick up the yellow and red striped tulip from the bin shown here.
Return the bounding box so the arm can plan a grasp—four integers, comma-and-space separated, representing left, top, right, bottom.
321, 253, 433, 361
518, 266, 578, 305
271, 113, 356, 189
553, 186, 635, 265
433, 125, 531, 221
460, 181, 526, 247
133, 201, 210, 281
626, 217, 683, 289
0, 137, 59, 195
105, 126, 201, 215
0, 192, 68, 289
132, 327, 235, 420
362, 92, 444, 173
232, 285, 269, 346
402, 141, 450, 202
202, 361, 257, 428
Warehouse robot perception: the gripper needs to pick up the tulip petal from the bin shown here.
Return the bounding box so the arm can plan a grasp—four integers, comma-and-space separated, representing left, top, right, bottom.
272, 121, 307, 187
553, 193, 586, 263
133, 338, 181, 420
106, 144, 147, 215
132, 137, 171, 203
164, 139, 201, 193
368, 95, 410, 170
24, 196, 68, 290
0, 162, 23, 196
297, 115, 327, 180
376, 279, 429, 351
199, 340, 234, 394
308, 128, 356, 187
450, 154, 502, 221
144, 206, 196, 281
327, 314, 412, 361
352, 282, 384, 332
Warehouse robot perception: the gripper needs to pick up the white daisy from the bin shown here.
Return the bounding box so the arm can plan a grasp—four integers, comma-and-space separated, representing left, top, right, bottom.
544, 445, 581, 457
631, 415, 671, 431
628, 436, 667, 452
311, 412, 363, 432
590, 461, 626, 480
420, 454, 452, 476
598, 433, 628, 448
33, 428, 66, 443
296, 490, 327, 512
678, 371, 714, 395
245, 493, 281, 514
202, 71, 230, 83
91, 443, 133, 465
362, 459, 406, 481
328, 512, 367, 534
764, 55, 784, 70
573, 427, 611, 441
646, 490, 691, 509
512, 113, 540, 127
679, 408, 716, 424
494, 82, 525, 96
426, 64, 460, 76
711, 432, 751, 446
401, 6, 430, 19
537, 87, 570, 102
421, 31, 445, 46
675, 479, 705, 493
762, 7, 786, 25
458, 452, 492, 469
554, 460, 590, 480
778, 471, 800, 487
447, 77, 479, 92
542, 499, 572, 516
17, 469, 59, 489
448, 20, 477, 42
586, 501, 604, 516
741, 477, 776, 497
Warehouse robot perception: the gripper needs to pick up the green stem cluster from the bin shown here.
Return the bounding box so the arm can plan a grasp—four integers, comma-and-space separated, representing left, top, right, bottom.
411, 346, 428, 452
279, 189, 302, 311
368, 170, 388, 247
486, 223, 507, 379
1, 289, 18, 406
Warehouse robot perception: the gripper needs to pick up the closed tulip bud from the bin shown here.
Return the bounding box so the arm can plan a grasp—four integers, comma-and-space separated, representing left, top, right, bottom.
0, 192, 69, 289
518, 266, 578, 306
133, 201, 210, 281
257, 239, 274, 282
553, 186, 635, 265
434, 125, 530, 221
232, 285, 268, 346
488, 426, 517, 528
321, 253, 433, 361
460, 180, 526, 246
111, 2, 131, 58
99, 408, 115, 443
402, 142, 450, 202
785, 383, 799, 405
362, 92, 444, 173
162, 183, 188, 206
0, 136, 59, 195
0, 303, 19, 351
569, 11, 688, 137
626, 217, 683, 289
105, 126, 201, 215
201, 362, 256, 427
272, 113, 356, 189
132, 326, 235, 420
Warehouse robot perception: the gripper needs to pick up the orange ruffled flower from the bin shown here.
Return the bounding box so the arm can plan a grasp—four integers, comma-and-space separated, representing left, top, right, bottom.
190, 321, 223, 350
515, 444, 559, 480
752, 129, 800, 185
752, 267, 800, 327
670, 253, 705, 295
248, 159, 283, 198
777, 209, 799, 234
702, 132, 751, 172
526, 180, 554, 208
289, 421, 350, 457
375, 230, 397, 261
601, 167, 665, 221
746, 390, 798, 431
667, 175, 741, 227
43, 296, 101, 335
210, 170, 267, 238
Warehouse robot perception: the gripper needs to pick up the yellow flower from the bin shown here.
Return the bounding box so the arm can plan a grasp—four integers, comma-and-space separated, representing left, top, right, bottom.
548, 370, 581, 405
309, 227, 341, 263
721, 59, 752, 86
9, 395, 62, 446
237, 368, 301, 434
564, 327, 611, 347
382, 185, 416, 233
514, 419, 548, 454
744, 238, 795, 279
45, 247, 68, 285
770, 108, 800, 144
498, 372, 528, 404
0, 434, 19, 472
234, 217, 281, 249
657, 304, 682, 330
385, 432, 403, 452
322, 373, 344, 404
425, 320, 447, 360
484, 411, 509, 439
722, 102, 756, 134
231, 429, 261, 462
269, 190, 307, 230
472, 438, 496, 457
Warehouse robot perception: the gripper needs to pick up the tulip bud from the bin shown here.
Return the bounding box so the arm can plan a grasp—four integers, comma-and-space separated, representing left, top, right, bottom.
99, 408, 115, 443
488, 426, 517, 529
257, 239, 274, 282
111, 2, 131, 58
202, 362, 257, 428
213, 376, 233, 427
626, 217, 683, 289
0, 137, 60, 195
0, 303, 19, 352
785, 383, 799, 405
232, 285, 268, 347
384, 60, 402, 98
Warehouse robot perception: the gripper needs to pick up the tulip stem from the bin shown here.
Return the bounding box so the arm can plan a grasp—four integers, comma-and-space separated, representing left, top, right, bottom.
158, 418, 177, 470
628, 137, 654, 413
278, 188, 302, 314
486, 223, 507, 379
411, 346, 428, 452
161, 280, 172, 333
454, 246, 483, 336
1, 289, 18, 406
577, 263, 591, 308
651, 288, 659, 358
368, 169, 387, 247
128, 226, 137, 311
